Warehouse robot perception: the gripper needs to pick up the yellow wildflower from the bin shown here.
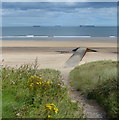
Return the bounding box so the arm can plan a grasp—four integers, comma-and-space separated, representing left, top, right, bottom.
48, 106, 52, 110
45, 104, 50, 107
50, 104, 56, 107
47, 115, 52, 118
36, 82, 39, 85
54, 108, 58, 114
45, 104, 52, 110
46, 81, 50, 85
29, 83, 34, 87
31, 76, 34, 79
45, 103, 58, 114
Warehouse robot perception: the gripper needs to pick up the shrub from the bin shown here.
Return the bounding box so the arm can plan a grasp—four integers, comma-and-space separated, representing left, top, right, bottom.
70, 60, 118, 118
2, 65, 83, 118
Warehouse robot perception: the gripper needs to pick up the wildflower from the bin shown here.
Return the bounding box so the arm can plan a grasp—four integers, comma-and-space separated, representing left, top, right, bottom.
46, 81, 50, 85
45, 104, 52, 110
47, 115, 52, 118
53, 108, 58, 114
31, 76, 34, 79
16, 113, 20, 116
36, 82, 39, 85
28, 75, 51, 89
50, 104, 56, 107
11, 81, 15, 85
29, 83, 34, 87
45, 104, 58, 114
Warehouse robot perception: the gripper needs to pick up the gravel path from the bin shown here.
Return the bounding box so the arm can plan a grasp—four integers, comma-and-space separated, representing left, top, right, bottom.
60, 69, 107, 118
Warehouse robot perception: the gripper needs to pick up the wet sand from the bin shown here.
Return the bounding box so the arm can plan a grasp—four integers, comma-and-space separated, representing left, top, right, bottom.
2, 39, 117, 48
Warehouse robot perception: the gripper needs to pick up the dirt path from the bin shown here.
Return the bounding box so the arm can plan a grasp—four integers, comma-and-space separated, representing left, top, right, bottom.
60, 68, 107, 118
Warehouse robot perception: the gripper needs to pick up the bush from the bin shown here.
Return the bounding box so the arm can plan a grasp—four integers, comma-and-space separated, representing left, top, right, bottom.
70, 60, 118, 118
2, 64, 83, 118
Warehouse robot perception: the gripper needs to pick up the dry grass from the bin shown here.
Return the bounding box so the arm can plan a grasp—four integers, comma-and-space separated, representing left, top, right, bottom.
70, 60, 118, 118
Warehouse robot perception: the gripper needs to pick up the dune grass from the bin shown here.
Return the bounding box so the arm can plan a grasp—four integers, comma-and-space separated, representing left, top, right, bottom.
2, 64, 83, 118
69, 60, 118, 118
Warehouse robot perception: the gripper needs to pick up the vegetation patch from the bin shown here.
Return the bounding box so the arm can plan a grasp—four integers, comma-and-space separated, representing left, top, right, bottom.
70, 60, 118, 118
2, 64, 83, 118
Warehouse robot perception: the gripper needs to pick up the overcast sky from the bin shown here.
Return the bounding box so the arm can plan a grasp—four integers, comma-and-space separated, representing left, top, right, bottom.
2, 2, 117, 26
2, 0, 118, 2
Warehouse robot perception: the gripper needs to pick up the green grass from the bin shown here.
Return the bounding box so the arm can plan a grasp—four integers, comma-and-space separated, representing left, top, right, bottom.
69, 60, 118, 118
2, 64, 83, 118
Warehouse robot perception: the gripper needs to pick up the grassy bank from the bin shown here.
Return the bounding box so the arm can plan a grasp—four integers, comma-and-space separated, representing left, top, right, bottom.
70, 60, 118, 118
2, 64, 83, 118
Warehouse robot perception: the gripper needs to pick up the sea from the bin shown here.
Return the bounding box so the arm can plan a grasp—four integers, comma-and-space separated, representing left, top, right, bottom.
1, 26, 117, 41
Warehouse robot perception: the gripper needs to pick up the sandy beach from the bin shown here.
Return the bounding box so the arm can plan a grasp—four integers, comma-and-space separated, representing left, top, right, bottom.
2, 2, 118, 119
1, 39, 117, 72
2, 39, 117, 48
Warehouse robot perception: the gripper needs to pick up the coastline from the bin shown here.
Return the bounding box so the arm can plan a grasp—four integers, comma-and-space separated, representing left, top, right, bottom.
2, 38, 117, 48
1, 39, 117, 70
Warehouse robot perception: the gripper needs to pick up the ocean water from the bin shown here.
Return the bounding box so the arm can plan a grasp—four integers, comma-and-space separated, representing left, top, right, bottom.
1, 26, 117, 41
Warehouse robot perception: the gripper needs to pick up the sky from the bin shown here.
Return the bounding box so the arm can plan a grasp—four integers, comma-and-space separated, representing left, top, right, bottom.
2, 2, 117, 26
2, 0, 118, 2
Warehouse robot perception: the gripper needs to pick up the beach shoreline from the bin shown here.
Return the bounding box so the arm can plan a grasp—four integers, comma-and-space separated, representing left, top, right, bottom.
2, 39, 117, 48
1, 39, 117, 70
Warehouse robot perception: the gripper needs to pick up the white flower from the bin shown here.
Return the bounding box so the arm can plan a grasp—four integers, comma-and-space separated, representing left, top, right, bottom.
16, 113, 20, 116
11, 81, 15, 84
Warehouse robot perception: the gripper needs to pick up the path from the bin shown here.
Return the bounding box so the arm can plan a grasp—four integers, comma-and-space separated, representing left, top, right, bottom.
60, 68, 107, 118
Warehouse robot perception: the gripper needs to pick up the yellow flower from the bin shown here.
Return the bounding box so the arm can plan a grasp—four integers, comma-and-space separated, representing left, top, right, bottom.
48, 106, 52, 110
31, 76, 34, 79
45, 103, 58, 114
50, 104, 56, 107
45, 104, 52, 110
46, 81, 50, 85
36, 82, 39, 85
29, 83, 34, 87
40, 77, 42, 80
54, 108, 58, 114
47, 115, 52, 118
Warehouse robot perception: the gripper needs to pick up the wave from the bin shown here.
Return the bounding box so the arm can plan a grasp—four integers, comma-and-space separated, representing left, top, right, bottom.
109, 36, 116, 38
53, 36, 91, 37
1, 35, 117, 39
1, 35, 91, 38
1, 35, 49, 38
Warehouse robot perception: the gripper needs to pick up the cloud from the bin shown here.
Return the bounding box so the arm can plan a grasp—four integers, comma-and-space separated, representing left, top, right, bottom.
2, 2, 117, 10
2, 2, 117, 26
2, 2, 117, 17
2, 0, 119, 2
